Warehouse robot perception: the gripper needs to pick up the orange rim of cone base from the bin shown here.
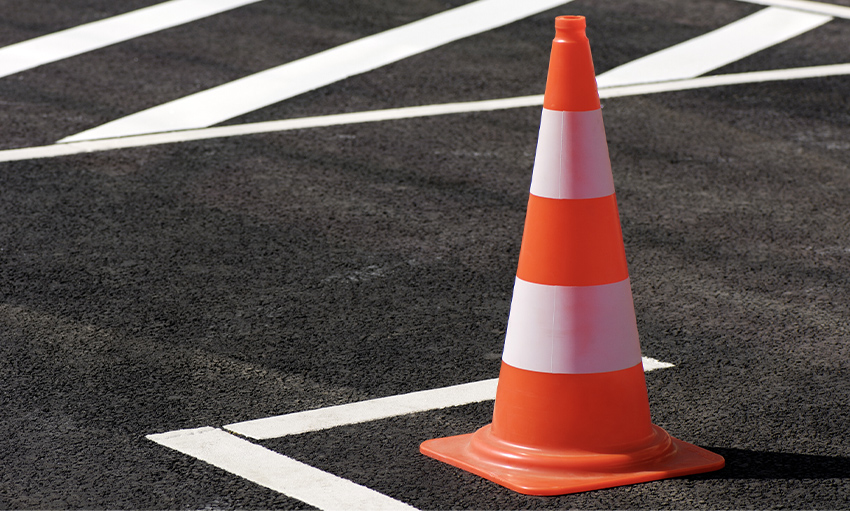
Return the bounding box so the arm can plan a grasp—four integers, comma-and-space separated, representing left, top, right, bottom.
420, 424, 724, 496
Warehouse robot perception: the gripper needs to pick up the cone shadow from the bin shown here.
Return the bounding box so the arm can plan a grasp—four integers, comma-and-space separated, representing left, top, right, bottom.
688, 447, 850, 480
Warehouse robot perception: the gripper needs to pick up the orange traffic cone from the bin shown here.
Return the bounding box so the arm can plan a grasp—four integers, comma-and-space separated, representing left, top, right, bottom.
420, 15, 724, 496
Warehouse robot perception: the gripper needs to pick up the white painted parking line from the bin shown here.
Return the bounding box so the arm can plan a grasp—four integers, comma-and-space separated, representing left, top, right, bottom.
2, 63, 848, 163
737, 0, 850, 19
59, 0, 574, 143
0, 0, 263, 79
149, 357, 674, 509
147, 427, 417, 511
225, 378, 500, 440
596, 7, 831, 88
642, 356, 676, 372
600, 62, 850, 95
56, 2, 833, 144
226, 356, 671, 440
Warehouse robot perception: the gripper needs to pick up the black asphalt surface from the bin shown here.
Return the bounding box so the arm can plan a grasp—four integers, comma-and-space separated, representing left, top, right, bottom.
2, 0, 850, 509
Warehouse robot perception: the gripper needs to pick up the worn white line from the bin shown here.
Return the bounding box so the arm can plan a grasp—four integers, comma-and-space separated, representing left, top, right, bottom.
0, 0, 263, 79
147, 427, 416, 511
595, 7, 831, 88
224, 356, 672, 440
2, 63, 848, 163
59, 0, 572, 143
736, 0, 850, 19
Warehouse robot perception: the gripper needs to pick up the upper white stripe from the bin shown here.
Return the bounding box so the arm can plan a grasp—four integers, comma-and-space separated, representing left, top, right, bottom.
530, 109, 614, 199
502, 277, 642, 374
596, 7, 831, 88
59, 0, 573, 142
0, 0, 264, 79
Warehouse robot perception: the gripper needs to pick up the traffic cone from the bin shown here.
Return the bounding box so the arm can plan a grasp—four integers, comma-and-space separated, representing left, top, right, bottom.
420, 15, 724, 496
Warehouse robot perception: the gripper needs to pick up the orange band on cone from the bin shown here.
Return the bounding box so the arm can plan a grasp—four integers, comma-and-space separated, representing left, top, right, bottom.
491, 361, 654, 452
516, 194, 629, 286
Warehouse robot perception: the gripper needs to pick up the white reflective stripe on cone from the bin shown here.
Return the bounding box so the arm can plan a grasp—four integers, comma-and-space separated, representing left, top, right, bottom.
529, 108, 615, 200
502, 277, 642, 374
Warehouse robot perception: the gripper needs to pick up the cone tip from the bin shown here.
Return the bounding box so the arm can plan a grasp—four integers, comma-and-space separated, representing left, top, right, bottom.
544, 15, 599, 111
554, 15, 586, 41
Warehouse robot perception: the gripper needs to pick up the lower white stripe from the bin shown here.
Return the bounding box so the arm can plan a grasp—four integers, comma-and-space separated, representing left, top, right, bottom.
503, 277, 642, 374
147, 427, 416, 511
530, 109, 615, 200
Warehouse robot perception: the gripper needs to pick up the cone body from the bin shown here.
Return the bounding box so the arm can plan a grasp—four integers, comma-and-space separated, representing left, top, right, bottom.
420, 15, 724, 495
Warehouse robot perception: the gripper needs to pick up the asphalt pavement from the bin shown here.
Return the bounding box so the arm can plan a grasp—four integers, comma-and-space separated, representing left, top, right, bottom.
1, 0, 849, 509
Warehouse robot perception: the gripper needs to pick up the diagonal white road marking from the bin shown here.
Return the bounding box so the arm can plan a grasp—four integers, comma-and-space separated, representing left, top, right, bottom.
147, 427, 417, 511
0, 0, 264, 79
2, 63, 848, 163
58, 3, 833, 143
595, 7, 831, 88
736, 0, 850, 18
59, 0, 573, 143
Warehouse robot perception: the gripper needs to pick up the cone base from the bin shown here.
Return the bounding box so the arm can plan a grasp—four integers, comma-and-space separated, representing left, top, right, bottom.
420, 424, 724, 496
